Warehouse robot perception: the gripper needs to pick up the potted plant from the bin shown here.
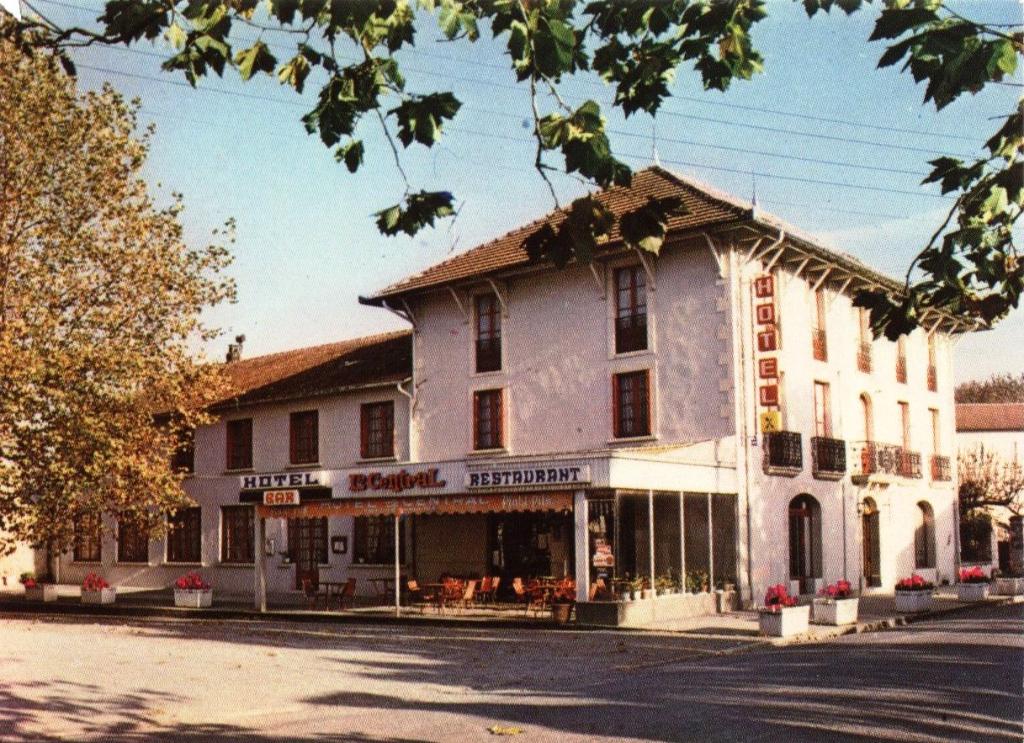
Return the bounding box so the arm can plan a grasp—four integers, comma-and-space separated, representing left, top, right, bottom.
812, 579, 858, 625
655, 575, 673, 597
174, 571, 213, 608
629, 576, 646, 600
81, 573, 116, 604
758, 584, 809, 638
550, 579, 575, 624
894, 574, 934, 613
957, 566, 990, 602
21, 572, 58, 602
992, 570, 1024, 596
686, 569, 709, 594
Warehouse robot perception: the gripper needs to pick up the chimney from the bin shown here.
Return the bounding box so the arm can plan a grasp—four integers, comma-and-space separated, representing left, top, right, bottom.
226, 334, 246, 363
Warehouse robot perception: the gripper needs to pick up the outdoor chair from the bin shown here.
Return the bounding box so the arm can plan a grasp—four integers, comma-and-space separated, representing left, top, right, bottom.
439, 578, 462, 614
488, 576, 501, 603
407, 579, 436, 614
300, 578, 322, 610
337, 578, 357, 610
478, 576, 492, 603
458, 579, 477, 613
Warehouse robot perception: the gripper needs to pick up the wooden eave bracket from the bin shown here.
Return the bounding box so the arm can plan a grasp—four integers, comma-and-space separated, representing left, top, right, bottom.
630, 247, 656, 291
701, 232, 726, 279
485, 278, 509, 316
589, 262, 606, 299
381, 299, 417, 330
447, 286, 469, 322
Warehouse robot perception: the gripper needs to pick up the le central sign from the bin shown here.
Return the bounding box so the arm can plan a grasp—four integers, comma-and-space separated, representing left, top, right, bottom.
348, 468, 447, 494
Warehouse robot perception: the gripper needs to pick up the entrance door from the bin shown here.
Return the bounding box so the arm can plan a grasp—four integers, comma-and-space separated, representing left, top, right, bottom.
288, 517, 327, 590
861, 500, 881, 587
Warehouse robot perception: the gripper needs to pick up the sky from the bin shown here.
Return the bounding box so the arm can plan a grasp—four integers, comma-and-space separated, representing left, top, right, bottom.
21, 0, 1024, 383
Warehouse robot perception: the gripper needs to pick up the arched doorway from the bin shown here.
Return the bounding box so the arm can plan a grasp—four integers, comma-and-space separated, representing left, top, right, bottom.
788, 494, 822, 594
915, 501, 936, 569
861, 497, 881, 587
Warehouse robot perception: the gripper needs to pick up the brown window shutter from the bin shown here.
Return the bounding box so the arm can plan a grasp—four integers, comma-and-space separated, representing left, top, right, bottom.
289, 414, 297, 464
495, 390, 504, 448
612, 375, 621, 438
360, 405, 369, 459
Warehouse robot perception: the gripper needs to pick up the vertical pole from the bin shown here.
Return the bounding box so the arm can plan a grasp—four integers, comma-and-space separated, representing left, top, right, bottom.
707, 493, 715, 590
255, 515, 267, 612
394, 511, 401, 617
648, 490, 656, 592
573, 491, 589, 603
679, 493, 686, 587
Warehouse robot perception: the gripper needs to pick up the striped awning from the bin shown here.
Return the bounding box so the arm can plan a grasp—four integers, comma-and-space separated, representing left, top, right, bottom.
256, 491, 573, 519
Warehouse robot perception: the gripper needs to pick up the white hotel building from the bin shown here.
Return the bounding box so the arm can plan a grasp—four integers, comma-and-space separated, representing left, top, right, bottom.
56, 168, 968, 617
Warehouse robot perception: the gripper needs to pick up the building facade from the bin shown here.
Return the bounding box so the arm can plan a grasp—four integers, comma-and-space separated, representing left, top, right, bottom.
56, 167, 971, 608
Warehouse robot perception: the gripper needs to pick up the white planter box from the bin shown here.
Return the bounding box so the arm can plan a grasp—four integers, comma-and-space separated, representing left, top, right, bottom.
956, 583, 990, 602
759, 605, 810, 637
993, 577, 1024, 596
813, 597, 859, 626
174, 589, 213, 608
24, 585, 58, 602
81, 588, 116, 605
894, 590, 933, 613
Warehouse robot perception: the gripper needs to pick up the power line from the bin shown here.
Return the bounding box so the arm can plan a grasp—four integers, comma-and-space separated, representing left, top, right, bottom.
37, 0, 981, 152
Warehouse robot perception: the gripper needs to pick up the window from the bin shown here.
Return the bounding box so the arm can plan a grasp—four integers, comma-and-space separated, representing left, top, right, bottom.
289, 410, 318, 464
614, 265, 647, 354
813, 381, 832, 438
927, 334, 938, 391
166, 507, 202, 563
613, 370, 651, 438
221, 505, 254, 564
171, 428, 194, 473
287, 517, 328, 564
354, 515, 406, 565
915, 502, 936, 569
899, 402, 911, 449
812, 289, 827, 361
475, 293, 502, 373
930, 408, 941, 453
857, 308, 872, 372
361, 401, 395, 459
225, 418, 253, 470
473, 389, 504, 450
895, 336, 907, 383
117, 515, 149, 563
73, 514, 102, 562
859, 394, 873, 442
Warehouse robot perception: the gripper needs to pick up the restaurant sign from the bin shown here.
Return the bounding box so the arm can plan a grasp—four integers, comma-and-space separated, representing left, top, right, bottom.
240, 470, 327, 490
465, 464, 591, 490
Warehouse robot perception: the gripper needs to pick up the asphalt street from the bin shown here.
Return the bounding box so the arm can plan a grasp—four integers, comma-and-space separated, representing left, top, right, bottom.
1, 602, 1020, 742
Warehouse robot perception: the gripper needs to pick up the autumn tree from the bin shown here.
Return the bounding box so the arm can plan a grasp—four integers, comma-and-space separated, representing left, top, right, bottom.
5, 0, 1020, 338
956, 372, 1024, 403
0, 37, 235, 567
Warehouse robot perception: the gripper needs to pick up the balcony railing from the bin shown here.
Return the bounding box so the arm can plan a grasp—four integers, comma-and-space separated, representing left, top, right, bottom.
763, 431, 802, 475
857, 342, 872, 373
896, 356, 907, 384
851, 441, 922, 480
475, 337, 501, 373
615, 315, 648, 354
811, 436, 846, 479
931, 454, 951, 481
812, 328, 827, 361
927, 364, 937, 392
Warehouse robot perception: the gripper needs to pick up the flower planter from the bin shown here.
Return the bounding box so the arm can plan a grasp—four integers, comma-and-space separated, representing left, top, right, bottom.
174, 588, 213, 608
812, 597, 859, 625
894, 590, 933, 613
81, 588, 116, 605
550, 602, 572, 624
758, 605, 810, 638
993, 577, 1024, 596
957, 582, 990, 602
24, 585, 58, 602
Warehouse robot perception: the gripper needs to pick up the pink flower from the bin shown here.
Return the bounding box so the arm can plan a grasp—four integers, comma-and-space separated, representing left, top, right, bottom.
764, 583, 797, 610
81, 573, 110, 591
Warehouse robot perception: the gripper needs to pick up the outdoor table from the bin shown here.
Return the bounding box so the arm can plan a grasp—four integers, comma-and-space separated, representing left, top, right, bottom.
368, 577, 395, 604
419, 583, 447, 613
317, 581, 347, 610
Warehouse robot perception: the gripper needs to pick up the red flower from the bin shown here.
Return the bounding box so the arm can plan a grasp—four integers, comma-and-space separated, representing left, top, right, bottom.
896, 574, 934, 591
175, 572, 210, 590
820, 579, 852, 600
959, 566, 988, 584
81, 573, 110, 591
22, 578, 37, 589
764, 583, 797, 611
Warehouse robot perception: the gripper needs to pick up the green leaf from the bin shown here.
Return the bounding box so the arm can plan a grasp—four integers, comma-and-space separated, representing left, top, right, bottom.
390, 92, 462, 148
165, 22, 187, 50
335, 139, 364, 173
619, 197, 686, 255
277, 53, 311, 93
869, 7, 938, 41
234, 41, 277, 81
375, 191, 456, 236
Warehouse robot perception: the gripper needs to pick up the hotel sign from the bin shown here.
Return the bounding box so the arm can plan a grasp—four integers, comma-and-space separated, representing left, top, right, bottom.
466, 464, 591, 490
753, 273, 782, 432
240, 471, 326, 490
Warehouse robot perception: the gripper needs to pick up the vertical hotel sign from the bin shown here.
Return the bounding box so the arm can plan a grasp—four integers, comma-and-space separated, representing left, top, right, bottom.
753, 274, 782, 434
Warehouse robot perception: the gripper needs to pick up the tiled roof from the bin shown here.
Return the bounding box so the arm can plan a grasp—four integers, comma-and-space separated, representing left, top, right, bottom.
956, 403, 1024, 432
366, 166, 748, 300
212, 331, 411, 409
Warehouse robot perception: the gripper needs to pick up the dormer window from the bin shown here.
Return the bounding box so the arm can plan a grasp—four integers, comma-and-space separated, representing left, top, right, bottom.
475, 293, 501, 373
615, 265, 647, 354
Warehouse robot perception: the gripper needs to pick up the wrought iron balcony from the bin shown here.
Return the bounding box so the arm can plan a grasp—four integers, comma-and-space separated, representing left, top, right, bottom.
851, 441, 922, 481
475, 337, 501, 373
615, 315, 648, 354
763, 431, 802, 475
896, 356, 907, 384
927, 364, 937, 392
931, 454, 951, 481
812, 328, 827, 361
811, 436, 846, 480
857, 342, 872, 373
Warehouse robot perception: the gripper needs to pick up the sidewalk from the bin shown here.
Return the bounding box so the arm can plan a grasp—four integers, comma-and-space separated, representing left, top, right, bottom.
1, 584, 1018, 642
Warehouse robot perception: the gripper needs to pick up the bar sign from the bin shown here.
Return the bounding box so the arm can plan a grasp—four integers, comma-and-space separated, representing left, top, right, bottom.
263, 489, 299, 506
